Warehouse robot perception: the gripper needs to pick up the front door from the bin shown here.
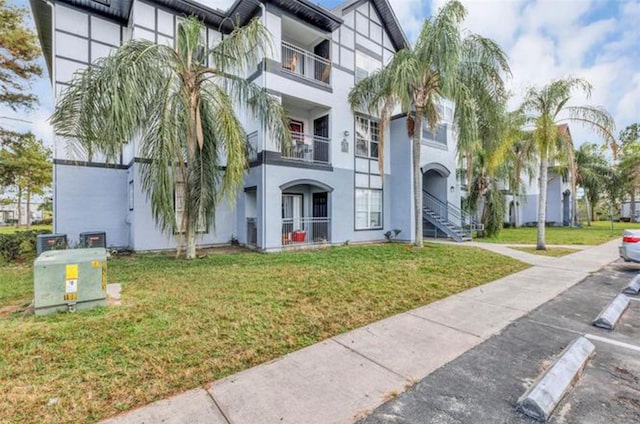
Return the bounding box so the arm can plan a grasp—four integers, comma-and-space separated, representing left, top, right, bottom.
312, 192, 328, 242
313, 115, 329, 163
313, 40, 331, 82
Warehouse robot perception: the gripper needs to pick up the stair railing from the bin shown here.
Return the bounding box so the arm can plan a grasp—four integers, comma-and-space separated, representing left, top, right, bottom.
422, 190, 483, 236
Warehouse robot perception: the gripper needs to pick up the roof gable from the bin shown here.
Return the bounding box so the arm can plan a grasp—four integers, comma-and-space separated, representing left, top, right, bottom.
336, 0, 409, 51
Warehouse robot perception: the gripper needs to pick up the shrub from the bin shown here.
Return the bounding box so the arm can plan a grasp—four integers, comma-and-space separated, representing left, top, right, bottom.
0, 234, 23, 261
0, 230, 53, 262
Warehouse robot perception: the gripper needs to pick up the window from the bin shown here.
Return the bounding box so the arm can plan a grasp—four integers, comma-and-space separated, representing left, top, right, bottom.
355, 189, 382, 229
355, 51, 381, 82
174, 180, 207, 233
128, 181, 134, 211
282, 194, 303, 231
355, 116, 379, 158
176, 17, 207, 64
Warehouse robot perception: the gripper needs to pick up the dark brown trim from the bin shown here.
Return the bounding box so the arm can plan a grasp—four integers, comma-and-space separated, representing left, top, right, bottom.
249, 150, 333, 172
54, 159, 128, 169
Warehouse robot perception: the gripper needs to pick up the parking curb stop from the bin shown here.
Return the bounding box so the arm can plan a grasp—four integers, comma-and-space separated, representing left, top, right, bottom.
592, 294, 630, 330
622, 275, 640, 295
517, 336, 595, 422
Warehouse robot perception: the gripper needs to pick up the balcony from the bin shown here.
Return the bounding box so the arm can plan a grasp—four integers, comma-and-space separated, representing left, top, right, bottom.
281, 41, 331, 86
281, 132, 330, 165
282, 217, 331, 246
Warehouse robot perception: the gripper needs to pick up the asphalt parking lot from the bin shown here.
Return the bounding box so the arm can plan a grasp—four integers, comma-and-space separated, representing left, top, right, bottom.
361, 262, 640, 424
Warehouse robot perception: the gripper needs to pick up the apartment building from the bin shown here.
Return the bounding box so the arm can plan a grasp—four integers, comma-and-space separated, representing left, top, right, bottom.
30, 0, 469, 250
505, 124, 574, 227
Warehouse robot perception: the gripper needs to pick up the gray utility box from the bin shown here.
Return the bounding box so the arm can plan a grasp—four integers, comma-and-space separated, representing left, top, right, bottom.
79, 231, 107, 248
34, 248, 108, 316
36, 233, 67, 256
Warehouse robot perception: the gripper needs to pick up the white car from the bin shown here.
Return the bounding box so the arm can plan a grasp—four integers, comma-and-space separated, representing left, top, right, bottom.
620, 229, 640, 262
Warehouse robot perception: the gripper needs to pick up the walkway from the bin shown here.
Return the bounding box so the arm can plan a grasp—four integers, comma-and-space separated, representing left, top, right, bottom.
102, 239, 621, 424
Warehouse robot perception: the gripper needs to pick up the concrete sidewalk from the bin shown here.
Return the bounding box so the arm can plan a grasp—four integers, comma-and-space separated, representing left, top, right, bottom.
102, 239, 621, 424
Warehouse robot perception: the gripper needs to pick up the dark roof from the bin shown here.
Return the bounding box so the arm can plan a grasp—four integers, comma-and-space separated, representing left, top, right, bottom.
31, 0, 347, 79
31, 0, 409, 80
334, 0, 409, 50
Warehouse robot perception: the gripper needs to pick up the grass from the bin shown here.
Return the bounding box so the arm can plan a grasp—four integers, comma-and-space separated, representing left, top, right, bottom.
0, 243, 527, 423
510, 246, 581, 257
478, 221, 640, 245
0, 225, 52, 234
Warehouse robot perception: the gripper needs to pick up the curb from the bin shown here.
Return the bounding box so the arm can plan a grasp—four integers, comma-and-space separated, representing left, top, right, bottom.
517, 336, 595, 422
623, 275, 640, 295
593, 294, 630, 330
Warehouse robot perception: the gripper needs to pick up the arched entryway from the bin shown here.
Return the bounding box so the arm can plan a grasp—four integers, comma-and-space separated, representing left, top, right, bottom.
422, 162, 451, 203
279, 179, 333, 246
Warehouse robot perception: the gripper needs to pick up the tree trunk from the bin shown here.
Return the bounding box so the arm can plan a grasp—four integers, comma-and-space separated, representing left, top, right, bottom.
16, 187, 22, 228
536, 157, 548, 250
186, 223, 196, 259
585, 189, 591, 226
26, 189, 31, 229
184, 88, 199, 260
513, 191, 520, 228
631, 191, 636, 222
571, 166, 578, 227
413, 109, 424, 248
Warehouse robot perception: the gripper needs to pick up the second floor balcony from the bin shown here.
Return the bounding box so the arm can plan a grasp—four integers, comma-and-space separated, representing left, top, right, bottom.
281, 41, 331, 87
281, 132, 330, 165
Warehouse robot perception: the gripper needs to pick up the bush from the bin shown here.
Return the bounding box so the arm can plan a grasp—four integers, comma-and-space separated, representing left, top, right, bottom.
17, 229, 52, 252
0, 230, 52, 262
0, 234, 23, 261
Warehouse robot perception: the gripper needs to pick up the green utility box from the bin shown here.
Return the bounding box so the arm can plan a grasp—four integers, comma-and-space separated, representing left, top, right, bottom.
34, 248, 108, 316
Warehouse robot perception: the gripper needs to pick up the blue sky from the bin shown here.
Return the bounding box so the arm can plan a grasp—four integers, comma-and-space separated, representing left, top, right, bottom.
3, 0, 640, 148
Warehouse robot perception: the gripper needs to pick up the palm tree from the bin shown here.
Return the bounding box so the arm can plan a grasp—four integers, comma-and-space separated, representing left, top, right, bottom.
51, 17, 290, 259
465, 103, 515, 237
498, 108, 535, 228
519, 78, 615, 250
618, 124, 640, 221
574, 143, 609, 225
348, 0, 510, 247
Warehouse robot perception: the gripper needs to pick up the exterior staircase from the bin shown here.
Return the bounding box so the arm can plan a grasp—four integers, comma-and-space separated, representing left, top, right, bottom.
422, 190, 481, 242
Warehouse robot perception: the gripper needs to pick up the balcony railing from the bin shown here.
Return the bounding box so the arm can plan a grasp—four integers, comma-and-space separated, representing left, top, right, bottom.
246, 217, 257, 246
281, 41, 331, 86
281, 132, 330, 165
282, 217, 331, 246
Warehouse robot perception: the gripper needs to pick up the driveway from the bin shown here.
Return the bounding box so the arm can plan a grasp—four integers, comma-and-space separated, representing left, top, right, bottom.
361, 262, 640, 424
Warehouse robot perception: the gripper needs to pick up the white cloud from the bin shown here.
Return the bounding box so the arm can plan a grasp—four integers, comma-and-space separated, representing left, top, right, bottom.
425, 0, 637, 146
388, 0, 426, 42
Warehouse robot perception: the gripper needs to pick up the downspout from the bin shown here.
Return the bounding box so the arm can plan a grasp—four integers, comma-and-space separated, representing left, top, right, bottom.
260, 0, 267, 250
44, 0, 57, 233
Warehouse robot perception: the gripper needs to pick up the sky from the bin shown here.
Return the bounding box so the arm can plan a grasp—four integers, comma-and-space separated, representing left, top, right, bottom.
3, 0, 640, 149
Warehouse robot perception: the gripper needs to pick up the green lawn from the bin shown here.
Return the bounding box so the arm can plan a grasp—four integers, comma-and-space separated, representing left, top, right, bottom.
0, 225, 52, 234
510, 246, 581, 257
478, 221, 639, 245
0, 243, 527, 423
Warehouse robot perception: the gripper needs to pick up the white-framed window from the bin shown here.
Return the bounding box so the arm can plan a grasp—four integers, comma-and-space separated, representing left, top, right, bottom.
355, 188, 382, 230
128, 181, 134, 211
176, 16, 207, 64
282, 194, 303, 231
174, 180, 207, 233
355, 116, 379, 159
355, 50, 381, 82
